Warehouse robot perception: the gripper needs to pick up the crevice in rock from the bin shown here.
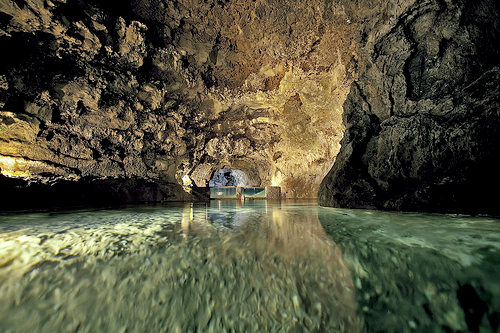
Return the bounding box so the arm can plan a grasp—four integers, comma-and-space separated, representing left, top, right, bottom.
388, 78, 395, 117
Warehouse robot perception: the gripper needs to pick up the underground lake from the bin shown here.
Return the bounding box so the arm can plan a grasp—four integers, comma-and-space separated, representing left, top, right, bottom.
1, 200, 499, 332
2, 0, 500, 331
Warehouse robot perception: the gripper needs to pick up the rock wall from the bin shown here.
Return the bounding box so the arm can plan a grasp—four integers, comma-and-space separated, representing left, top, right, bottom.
2, 0, 498, 212
0, 0, 362, 207
319, 0, 500, 214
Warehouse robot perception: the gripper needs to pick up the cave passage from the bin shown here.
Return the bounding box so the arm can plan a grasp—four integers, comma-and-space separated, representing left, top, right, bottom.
208, 168, 254, 187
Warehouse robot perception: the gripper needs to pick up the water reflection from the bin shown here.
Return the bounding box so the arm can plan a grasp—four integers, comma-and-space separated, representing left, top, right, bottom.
175, 200, 361, 331
0, 201, 361, 332
1, 202, 499, 332
318, 207, 500, 333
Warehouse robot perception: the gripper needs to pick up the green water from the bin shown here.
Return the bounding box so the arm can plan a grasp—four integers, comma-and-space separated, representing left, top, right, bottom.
0, 200, 499, 332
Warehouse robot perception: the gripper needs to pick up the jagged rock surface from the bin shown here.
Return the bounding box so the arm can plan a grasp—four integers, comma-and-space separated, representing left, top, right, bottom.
319, 0, 500, 214
1, 0, 499, 213
0, 0, 361, 207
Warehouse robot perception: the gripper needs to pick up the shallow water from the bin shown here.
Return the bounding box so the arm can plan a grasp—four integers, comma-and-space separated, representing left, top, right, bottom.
0, 200, 499, 332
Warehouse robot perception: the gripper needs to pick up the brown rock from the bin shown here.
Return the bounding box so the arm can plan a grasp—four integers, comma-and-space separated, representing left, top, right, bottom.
1, 0, 498, 213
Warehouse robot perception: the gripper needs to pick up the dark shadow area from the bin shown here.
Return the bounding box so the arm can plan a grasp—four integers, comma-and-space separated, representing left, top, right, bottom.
0, 174, 209, 211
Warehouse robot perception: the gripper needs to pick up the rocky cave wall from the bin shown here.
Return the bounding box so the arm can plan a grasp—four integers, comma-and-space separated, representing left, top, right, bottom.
1, 0, 499, 213
318, 0, 500, 214
0, 0, 370, 207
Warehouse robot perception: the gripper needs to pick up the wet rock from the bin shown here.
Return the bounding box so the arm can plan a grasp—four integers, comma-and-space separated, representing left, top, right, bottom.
0, 174, 204, 210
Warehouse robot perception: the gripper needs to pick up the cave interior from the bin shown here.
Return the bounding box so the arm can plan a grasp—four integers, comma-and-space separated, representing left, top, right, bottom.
0, 0, 499, 214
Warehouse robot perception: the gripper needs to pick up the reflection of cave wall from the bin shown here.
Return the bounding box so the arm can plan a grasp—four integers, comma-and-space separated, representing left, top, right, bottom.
209, 169, 254, 187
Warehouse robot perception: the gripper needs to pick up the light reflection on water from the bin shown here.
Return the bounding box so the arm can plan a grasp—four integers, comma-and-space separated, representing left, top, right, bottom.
0, 200, 499, 332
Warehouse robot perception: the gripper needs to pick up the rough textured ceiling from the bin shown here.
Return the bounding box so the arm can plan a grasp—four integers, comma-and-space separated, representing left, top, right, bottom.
1, 0, 499, 214
0, 0, 367, 201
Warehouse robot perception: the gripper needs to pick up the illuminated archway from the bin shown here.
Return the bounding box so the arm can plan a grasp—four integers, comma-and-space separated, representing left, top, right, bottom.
208, 168, 253, 187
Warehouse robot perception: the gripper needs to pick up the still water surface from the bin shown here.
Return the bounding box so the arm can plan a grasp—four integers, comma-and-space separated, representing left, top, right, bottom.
0, 200, 499, 332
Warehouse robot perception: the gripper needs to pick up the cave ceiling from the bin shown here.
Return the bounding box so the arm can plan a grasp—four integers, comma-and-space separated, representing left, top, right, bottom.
0, 0, 374, 198
4, 0, 496, 214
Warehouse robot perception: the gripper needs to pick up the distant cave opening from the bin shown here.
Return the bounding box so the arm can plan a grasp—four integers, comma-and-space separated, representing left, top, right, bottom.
208, 168, 253, 187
